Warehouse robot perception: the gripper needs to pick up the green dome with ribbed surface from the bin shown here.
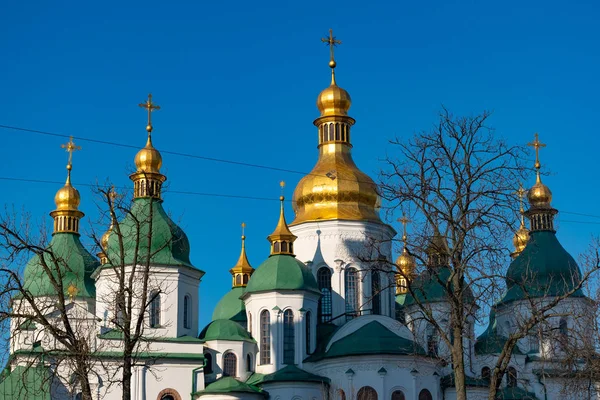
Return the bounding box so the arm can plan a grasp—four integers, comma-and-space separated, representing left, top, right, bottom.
500, 231, 584, 304
199, 319, 254, 342
23, 233, 98, 298
212, 286, 246, 323
105, 198, 200, 270
198, 377, 264, 396
475, 310, 522, 355
245, 254, 319, 294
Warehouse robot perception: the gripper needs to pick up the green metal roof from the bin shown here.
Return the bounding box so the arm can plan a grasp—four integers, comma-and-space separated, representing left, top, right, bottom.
252, 364, 329, 385
495, 386, 539, 400
475, 310, 523, 355
212, 286, 246, 323
500, 231, 584, 304
105, 198, 201, 271
23, 232, 98, 298
403, 266, 450, 306
196, 377, 265, 396
440, 372, 489, 388
0, 365, 51, 400
199, 319, 254, 343
309, 321, 424, 361
245, 254, 319, 294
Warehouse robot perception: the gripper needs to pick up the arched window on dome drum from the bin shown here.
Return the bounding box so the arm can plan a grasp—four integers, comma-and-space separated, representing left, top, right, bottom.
426, 324, 438, 357
357, 386, 377, 400
371, 270, 381, 315
559, 318, 568, 350
481, 367, 491, 381
204, 353, 213, 374
345, 267, 359, 321
507, 366, 517, 387
246, 353, 253, 372
223, 352, 237, 377
183, 295, 191, 329
150, 291, 161, 328
391, 390, 405, 400
281, 241, 288, 253
260, 310, 271, 365
335, 123, 340, 140
283, 309, 295, 364
317, 267, 332, 322
235, 274, 242, 286
273, 242, 280, 253
243, 274, 249, 284
324, 124, 329, 142
418, 389, 433, 400
305, 311, 311, 354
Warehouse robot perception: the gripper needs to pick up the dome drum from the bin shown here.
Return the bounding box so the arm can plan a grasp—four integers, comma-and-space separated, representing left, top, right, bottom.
129, 171, 167, 199
50, 209, 84, 235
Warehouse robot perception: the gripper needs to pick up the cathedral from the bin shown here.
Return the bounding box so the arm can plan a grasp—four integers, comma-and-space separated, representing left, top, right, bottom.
0, 31, 595, 400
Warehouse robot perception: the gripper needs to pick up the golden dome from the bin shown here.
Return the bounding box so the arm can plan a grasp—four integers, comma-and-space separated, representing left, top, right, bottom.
396, 247, 416, 277
316, 75, 352, 117
54, 169, 81, 211
527, 173, 552, 208
134, 136, 162, 173
512, 223, 529, 254
101, 224, 113, 252
291, 144, 381, 224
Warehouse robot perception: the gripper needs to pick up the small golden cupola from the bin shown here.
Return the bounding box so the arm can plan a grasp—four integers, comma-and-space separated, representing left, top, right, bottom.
426, 225, 450, 267
395, 216, 416, 295
524, 134, 557, 231
130, 94, 167, 199
50, 136, 84, 235
511, 184, 530, 259
230, 223, 255, 287
268, 182, 298, 256
97, 187, 118, 265
291, 29, 381, 225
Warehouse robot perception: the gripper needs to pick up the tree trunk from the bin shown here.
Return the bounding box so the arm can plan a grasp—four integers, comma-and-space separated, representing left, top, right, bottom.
122, 354, 132, 400
452, 325, 467, 400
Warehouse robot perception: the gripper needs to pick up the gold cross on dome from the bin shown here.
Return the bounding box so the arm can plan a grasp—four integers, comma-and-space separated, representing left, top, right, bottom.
321, 29, 342, 66
527, 133, 546, 170
515, 183, 527, 213
67, 283, 78, 302
61, 136, 81, 168
138, 93, 161, 133
397, 215, 411, 242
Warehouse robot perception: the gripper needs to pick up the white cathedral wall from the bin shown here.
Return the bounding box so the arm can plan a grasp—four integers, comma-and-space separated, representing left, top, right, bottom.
243, 291, 319, 374
495, 296, 594, 356
94, 265, 202, 339
290, 220, 396, 324
307, 355, 440, 400
203, 339, 257, 382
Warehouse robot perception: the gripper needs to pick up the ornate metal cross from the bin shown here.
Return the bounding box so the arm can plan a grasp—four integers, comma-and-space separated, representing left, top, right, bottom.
138, 93, 161, 133
321, 29, 342, 64
61, 136, 81, 168
527, 133, 546, 170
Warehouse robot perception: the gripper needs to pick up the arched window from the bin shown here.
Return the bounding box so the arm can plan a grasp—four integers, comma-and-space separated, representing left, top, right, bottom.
337, 389, 346, 400
507, 367, 517, 387
204, 353, 213, 374
260, 310, 271, 364
371, 270, 381, 315
426, 324, 438, 356
559, 318, 568, 349
318, 267, 332, 322
150, 291, 161, 328
418, 389, 433, 400
223, 352, 237, 377
391, 390, 405, 400
183, 295, 191, 329
283, 309, 295, 364
235, 274, 242, 285
306, 311, 312, 354
75, 393, 82, 400
345, 267, 359, 320
161, 396, 174, 400
357, 386, 378, 400
246, 353, 253, 372
481, 367, 491, 380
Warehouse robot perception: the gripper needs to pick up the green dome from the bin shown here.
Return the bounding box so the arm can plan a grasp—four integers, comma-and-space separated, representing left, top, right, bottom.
212, 286, 246, 323
23, 233, 98, 298
245, 254, 319, 294
475, 310, 522, 355
404, 266, 474, 306
500, 231, 584, 304
199, 319, 254, 342
105, 198, 200, 270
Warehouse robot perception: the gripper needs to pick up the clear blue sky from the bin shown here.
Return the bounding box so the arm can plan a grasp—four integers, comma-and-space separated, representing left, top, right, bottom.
1, 0, 599, 330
